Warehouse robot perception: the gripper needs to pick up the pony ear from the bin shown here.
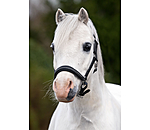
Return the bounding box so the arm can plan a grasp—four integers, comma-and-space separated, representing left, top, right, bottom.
55, 8, 66, 25
78, 7, 89, 24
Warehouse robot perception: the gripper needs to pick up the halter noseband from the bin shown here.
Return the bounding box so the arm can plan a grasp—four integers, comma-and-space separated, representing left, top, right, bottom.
54, 35, 98, 97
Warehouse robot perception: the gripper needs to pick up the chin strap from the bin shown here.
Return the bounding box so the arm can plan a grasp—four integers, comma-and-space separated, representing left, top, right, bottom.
54, 36, 98, 97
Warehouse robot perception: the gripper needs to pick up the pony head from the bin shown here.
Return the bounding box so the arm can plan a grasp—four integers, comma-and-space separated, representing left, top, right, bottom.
51, 7, 104, 103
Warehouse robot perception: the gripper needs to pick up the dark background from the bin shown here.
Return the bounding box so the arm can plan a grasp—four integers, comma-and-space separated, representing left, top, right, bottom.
29, 0, 120, 129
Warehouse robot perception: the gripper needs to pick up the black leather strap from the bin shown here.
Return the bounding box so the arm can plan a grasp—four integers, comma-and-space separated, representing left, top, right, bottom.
84, 56, 97, 80
54, 65, 86, 81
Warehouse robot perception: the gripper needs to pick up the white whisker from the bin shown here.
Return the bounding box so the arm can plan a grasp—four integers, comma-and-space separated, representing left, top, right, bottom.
42, 79, 57, 103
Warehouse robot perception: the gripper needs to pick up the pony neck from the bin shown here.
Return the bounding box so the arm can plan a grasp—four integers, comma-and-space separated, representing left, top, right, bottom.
85, 70, 105, 106
70, 69, 106, 112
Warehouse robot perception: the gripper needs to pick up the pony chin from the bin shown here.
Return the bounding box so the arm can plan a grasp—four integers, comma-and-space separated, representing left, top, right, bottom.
57, 95, 76, 103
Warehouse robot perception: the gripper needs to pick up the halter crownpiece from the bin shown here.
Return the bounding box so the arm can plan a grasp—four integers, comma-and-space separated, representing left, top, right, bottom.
54, 35, 98, 97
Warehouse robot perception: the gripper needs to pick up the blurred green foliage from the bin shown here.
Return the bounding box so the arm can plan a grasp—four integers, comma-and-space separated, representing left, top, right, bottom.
30, 0, 120, 129
29, 39, 57, 130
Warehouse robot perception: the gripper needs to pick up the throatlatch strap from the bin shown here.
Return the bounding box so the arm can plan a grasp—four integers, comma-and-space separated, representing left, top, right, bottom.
93, 39, 98, 60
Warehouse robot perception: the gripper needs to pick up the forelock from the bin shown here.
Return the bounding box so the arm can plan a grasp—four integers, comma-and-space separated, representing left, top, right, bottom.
53, 14, 79, 49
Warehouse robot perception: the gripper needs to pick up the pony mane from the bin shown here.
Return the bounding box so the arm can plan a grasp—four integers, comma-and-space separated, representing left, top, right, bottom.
54, 13, 104, 81
86, 19, 104, 81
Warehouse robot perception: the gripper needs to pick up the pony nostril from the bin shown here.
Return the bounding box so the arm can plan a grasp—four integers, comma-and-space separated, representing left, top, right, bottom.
69, 81, 72, 87
68, 80, 73, 89
55, 81, 57, 88
53, 79, 73, 91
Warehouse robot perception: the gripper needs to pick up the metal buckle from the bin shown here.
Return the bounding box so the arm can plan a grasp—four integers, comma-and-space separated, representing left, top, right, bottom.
77, 81, 90, 97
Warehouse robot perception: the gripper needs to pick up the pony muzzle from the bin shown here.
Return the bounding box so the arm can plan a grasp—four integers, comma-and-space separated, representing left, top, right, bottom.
53, 79, 76, 102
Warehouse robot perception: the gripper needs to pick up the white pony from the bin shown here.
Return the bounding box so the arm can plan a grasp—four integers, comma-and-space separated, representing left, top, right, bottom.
48, 8, 121, 130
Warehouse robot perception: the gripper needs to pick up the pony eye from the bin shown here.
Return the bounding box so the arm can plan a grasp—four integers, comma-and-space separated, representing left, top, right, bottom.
83, 42, 92, 52
50, 43, 55, 52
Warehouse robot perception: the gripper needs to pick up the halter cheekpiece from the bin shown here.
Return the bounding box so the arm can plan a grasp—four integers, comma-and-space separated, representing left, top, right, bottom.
54, 35, 98, 97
